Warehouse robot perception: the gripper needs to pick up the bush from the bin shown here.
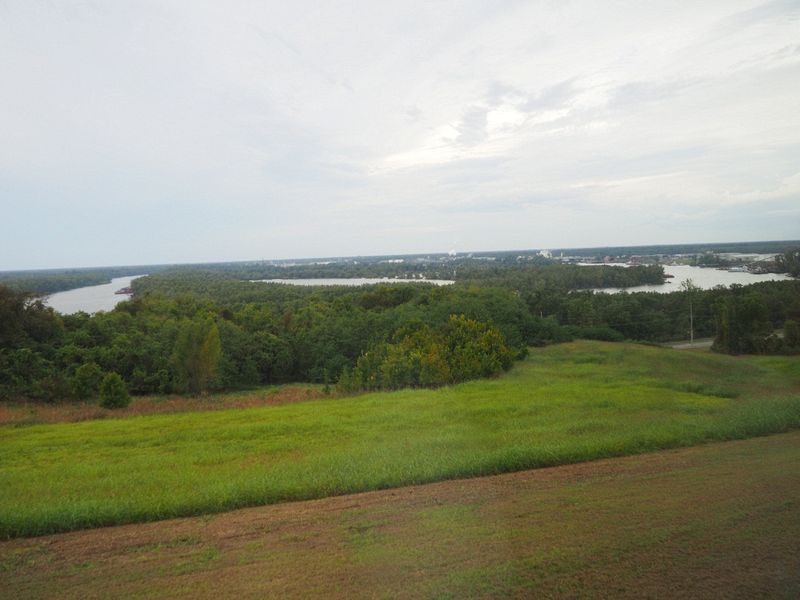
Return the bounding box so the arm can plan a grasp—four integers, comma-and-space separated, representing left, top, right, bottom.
785, 320, 799, 351
99, 372, 130, 409
578, 325, 626, 342
30, 374, 72, 403
72, 362, 103, 399
339, 315, 515, 392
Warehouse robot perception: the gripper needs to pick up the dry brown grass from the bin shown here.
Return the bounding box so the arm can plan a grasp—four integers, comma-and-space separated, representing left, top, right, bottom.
0, 386, 327, 425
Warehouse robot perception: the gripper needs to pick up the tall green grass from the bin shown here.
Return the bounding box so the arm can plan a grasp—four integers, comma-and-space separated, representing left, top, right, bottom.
2, 341, 799, 539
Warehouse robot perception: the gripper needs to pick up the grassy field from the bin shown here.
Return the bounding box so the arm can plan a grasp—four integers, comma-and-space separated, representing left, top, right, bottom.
2, 432, 799, 599
1, 341, 799, 539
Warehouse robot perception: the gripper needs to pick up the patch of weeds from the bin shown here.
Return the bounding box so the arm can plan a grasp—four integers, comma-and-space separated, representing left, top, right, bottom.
243, 540, 267, 554
342, 518, 391, 557
416, 504, 479, 531
667, 381, 738, 399
346, 519, 387, 535
196, 545, 222, 562
71, 560, 94, 573
248, 519, 288, 535
124, 534, 201, 555
200, 514, 216, 525
169, 544, 222, 575
165, 534, 202, 548
0, 543, 53, 572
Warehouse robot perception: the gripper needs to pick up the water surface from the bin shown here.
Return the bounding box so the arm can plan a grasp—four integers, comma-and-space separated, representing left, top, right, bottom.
593, 265, 791, 294
45, 275, 145, 314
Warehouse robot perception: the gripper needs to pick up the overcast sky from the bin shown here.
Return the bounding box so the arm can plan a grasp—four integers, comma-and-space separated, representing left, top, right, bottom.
1, 1, 799, 270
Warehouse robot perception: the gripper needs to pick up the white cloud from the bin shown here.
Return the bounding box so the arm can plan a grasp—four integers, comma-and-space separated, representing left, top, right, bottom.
1, 0, 798, 269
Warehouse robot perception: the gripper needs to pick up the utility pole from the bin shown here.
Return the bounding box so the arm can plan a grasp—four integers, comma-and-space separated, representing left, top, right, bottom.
681, 279, 696, 347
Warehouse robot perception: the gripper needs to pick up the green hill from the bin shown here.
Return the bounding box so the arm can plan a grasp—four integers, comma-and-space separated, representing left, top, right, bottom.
2, 341, 799, 539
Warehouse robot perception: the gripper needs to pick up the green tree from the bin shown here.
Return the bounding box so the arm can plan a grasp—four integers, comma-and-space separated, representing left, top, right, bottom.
713, 292, 772, 354
418, 339, 452, 386
171, 320, 222, 395
99, 372, 130, 409
784, 319, 799, 351
252, 331, 291, 383
680, 279, 698, 345
341, 316, 513, 391
776, 248, 800, 277
445, 314, 514, 380
72, 362, 103, 399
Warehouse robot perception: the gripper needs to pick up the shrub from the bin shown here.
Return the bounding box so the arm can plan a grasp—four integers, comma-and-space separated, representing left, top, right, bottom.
31, 374, 72, 403
785, 320, 799, 351
578, 326, 626, 342
99, 372, 130, 409
72, 362, 103, 399
339, 315, 515, 392
171, 319, 222, 395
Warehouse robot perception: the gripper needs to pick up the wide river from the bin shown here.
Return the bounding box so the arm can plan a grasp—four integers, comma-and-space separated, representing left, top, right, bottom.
44, 276, 451, 314
42, 266, 792, 314
593, 264, 792, 294
44, 275, 145, 314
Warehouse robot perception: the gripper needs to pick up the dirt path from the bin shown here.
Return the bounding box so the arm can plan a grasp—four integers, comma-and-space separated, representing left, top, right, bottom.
3, 432, 800, 599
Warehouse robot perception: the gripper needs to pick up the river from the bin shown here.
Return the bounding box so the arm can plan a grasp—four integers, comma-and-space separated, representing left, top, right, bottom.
41, 266, 792, 313
592, 264, 792, 294
44, 275, 145, 314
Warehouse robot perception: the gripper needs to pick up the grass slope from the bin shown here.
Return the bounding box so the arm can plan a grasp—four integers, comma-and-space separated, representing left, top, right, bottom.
1, 341, 799, 538
2, 432, 799, 599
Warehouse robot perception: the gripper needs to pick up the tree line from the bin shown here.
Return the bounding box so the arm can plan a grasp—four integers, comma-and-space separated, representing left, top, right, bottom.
1, 268, 798, 402
0, 281, 531, 401
0, 266, 161, 295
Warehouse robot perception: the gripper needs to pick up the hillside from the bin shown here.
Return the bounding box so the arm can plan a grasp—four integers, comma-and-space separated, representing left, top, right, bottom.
2, 341, 799, 539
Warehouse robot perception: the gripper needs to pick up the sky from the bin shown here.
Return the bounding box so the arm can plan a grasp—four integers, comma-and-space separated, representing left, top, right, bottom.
1, 0, 799, 270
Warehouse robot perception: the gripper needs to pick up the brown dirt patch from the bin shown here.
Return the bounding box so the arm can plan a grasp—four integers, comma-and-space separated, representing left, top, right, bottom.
0, 386, 328, 425
2, 432, 799, 599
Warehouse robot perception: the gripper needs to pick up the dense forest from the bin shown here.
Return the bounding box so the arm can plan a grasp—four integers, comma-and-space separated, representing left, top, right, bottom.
4, 239, 796, 296
2, 257, 798, 402
0, 281, 532, 400
131, 262, 665, 296
554, 239, 797, 259
0, 265, 162, 295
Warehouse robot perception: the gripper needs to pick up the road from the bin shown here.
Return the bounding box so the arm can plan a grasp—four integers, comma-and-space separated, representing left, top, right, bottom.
669, 330, 785, 350
669, 338, 714, 350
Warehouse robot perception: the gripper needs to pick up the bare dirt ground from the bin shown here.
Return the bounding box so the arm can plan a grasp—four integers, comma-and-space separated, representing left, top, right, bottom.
0, 386, 327, 425
2, 431, 799, 599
